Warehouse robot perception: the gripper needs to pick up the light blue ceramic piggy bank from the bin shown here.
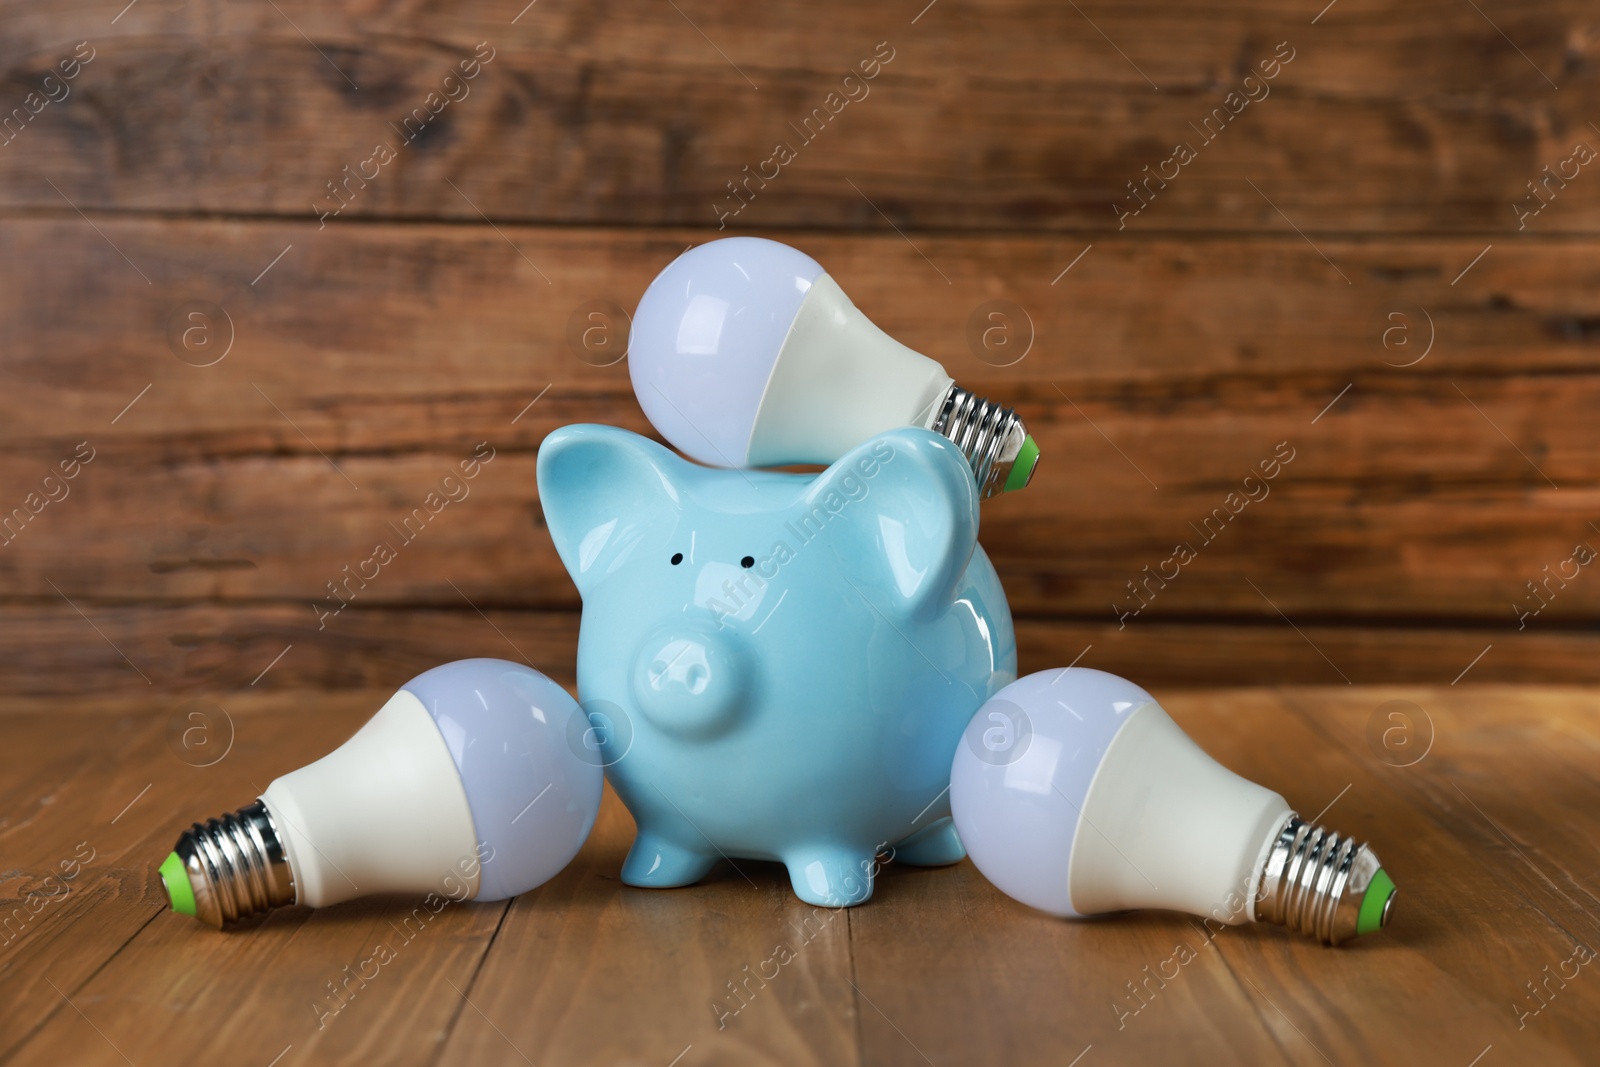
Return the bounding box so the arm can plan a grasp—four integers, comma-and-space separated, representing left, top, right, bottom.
537, 424, 1016, 906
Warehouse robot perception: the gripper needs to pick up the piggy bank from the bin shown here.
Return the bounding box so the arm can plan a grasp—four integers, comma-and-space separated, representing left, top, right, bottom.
537, 424, 1016, 906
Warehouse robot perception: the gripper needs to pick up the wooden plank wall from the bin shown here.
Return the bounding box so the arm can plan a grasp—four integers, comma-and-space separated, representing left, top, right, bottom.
1, 0, 1597, 694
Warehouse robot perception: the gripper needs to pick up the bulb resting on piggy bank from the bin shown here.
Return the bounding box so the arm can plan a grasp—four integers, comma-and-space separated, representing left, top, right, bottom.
537, 424, 1016, 907
629, 237, 1039, 498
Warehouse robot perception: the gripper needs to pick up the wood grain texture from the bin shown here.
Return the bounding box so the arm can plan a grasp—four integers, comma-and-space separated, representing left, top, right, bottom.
0, 603, 1582, 697
3, 1, 1599, 231
8, 414, 1599, 621
1, 220, 1596, 687
3, 684, 1598, 1065
9, 221, 1600, 456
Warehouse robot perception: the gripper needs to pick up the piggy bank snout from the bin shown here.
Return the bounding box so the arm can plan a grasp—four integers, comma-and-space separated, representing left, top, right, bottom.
631, 624, 749, 737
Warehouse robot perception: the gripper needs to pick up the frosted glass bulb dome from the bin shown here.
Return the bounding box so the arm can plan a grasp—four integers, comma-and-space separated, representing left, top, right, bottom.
950, 668, 1396, 946
160, 659, 603, 928
629, 236, 1039, 497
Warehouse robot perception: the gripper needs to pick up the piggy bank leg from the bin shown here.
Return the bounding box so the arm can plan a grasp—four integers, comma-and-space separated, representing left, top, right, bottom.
891, 817, 966, 867
782, 847, 879, 908
622, 829, 719, 888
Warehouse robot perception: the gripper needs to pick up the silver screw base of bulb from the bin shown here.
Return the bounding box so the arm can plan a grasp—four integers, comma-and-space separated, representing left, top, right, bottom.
171, 800, 296, 928
929, 385, 1037, 498
1255, 816, 1393, 946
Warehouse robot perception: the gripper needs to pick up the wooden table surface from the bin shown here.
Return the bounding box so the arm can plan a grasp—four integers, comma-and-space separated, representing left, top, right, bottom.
2, 683, 1597, 1066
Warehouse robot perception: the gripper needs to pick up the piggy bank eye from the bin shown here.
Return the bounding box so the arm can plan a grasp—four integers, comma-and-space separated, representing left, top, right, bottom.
740, 556, 754, 569
670, 552, 684, 565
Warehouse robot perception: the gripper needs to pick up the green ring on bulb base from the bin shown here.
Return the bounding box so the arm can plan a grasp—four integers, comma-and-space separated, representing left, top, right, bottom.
1003, 435, 1040, 492
160, 851, 197, 917
1356, 867, 1395, 936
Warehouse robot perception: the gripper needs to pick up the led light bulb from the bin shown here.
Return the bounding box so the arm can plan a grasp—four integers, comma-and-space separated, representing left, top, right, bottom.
629, 236, 1040, 498
158, 659, 602, 928
950, 668, 1396, 946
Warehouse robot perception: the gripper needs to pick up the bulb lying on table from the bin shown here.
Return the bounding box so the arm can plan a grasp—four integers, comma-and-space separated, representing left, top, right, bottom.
629, 236, 1040, 498
950, 668, 1396, 945
159, 659, 603, 928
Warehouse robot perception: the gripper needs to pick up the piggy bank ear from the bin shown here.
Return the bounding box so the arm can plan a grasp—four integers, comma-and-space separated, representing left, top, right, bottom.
537, 425, 682, 595
805, 428, 980, 618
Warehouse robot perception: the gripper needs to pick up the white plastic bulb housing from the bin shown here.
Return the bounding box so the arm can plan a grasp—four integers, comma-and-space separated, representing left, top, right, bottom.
160, 658, 604, 927
950, 668, 1396, 945
629, 237, 1039, 496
